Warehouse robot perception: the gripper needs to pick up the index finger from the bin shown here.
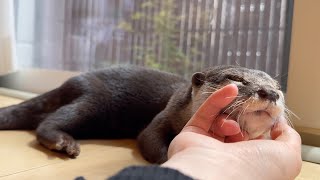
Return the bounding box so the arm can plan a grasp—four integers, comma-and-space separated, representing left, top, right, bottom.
185, 84, 238, 132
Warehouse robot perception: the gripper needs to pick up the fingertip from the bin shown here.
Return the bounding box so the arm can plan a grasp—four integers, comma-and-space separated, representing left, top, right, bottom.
206, 84, 239, 108
227, 83, 238, 91
212, 116, 241, 138
221, 120, 241, 135
222, 84, 239, 97
270, 121, 286, 139
271, 121, 302, 146
225, 131, 249, 143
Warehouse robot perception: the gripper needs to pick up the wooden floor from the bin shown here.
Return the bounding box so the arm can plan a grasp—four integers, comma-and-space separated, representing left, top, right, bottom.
0, 95, 319, 180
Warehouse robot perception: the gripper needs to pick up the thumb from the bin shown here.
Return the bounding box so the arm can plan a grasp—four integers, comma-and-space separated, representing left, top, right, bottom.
185, 84, 238, 133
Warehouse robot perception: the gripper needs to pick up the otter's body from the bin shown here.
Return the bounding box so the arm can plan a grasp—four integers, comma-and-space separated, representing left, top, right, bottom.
0, 65, 285, 163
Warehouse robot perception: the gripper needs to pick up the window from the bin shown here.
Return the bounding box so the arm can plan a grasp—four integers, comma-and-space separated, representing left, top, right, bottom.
4, 0, 320, 163
14, 0, 293, 91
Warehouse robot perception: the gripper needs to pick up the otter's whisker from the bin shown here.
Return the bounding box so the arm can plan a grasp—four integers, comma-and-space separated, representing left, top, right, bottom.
225, 95, 243, 99
284, 105, 300, 120
220, 100, 247, 127
211, 101, 242, 121
283, 105, 299, 128
221, 97, 252, 121
273, 73, 288, 80
240, 131, 244, 138
200, 86, 220, 95
273, 74, 281, 79
206, 85, 221, 91
237, 102, 248, 123
224, 101, 245, 121
238, 101, 251, 137
221, 100, 245, 115
284, 112, 295, 128
201, 91, 215, 95
205, 87, 220, 91
229, 97, 252, 115
228, 99, 245, 109
224, 98, 247, 110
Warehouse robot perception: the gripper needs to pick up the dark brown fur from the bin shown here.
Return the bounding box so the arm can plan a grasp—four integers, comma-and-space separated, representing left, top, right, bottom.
0, 65, 281, 164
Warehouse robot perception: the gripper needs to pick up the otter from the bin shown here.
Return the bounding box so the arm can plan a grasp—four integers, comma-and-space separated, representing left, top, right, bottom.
0, 65, 286, 164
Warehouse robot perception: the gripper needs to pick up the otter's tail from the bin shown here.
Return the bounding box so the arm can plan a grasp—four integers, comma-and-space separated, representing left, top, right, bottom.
0, 85, 80, 130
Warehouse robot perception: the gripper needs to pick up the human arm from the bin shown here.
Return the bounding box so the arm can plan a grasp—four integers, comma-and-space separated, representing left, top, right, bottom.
106, 84, 301, 180
162, 84, 302, 180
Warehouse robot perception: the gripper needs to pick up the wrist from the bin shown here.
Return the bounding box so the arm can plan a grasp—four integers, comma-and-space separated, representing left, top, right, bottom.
162, 147, 250, 180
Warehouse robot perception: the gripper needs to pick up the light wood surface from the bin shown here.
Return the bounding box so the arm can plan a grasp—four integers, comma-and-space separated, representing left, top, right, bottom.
0, 95, 319, 179
0, 95, 147, 180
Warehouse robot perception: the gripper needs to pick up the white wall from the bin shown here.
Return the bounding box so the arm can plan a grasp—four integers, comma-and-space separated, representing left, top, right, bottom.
0, 0, 16, 74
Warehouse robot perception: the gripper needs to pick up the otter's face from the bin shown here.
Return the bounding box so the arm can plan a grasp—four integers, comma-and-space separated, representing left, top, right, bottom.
191, 66, 285, 139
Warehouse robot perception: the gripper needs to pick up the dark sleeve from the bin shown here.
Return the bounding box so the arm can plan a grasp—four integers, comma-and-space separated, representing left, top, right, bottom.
107, 165, 194, 180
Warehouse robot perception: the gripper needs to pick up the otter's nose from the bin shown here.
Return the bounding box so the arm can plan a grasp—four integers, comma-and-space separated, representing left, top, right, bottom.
257, 89, 279, 102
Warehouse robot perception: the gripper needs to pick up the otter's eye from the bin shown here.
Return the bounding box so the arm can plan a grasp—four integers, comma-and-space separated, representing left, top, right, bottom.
226, 75, 249, 85
242, 81, 249, 85
226, 75, 242, 82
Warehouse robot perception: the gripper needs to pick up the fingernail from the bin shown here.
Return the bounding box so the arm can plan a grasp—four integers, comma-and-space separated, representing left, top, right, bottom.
272, 122, 280, 130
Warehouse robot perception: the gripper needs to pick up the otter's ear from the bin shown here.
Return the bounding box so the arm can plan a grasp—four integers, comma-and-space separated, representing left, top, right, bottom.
192, 72, 205, 87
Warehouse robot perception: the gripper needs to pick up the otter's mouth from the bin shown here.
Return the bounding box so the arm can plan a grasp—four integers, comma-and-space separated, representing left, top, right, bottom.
221, 99, 283, 139
245, 109, 272, 119
222, 102, 277, 119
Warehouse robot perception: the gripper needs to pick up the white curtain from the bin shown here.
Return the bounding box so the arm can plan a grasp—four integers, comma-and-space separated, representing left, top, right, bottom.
0, 0, 16, 75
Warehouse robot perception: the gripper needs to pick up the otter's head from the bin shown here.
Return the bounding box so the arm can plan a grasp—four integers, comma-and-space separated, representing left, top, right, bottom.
191, 65, 285, 139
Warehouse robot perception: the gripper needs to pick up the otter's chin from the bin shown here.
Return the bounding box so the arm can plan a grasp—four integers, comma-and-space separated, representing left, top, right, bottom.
237, 110, 279, 139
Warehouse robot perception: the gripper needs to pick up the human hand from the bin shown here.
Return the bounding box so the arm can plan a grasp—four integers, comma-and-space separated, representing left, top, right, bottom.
162, 84, 302, 180
187, 83, 249, 142
209, 113, 249, 142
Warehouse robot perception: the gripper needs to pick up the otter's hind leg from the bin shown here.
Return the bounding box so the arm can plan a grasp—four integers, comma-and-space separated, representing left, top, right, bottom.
36, 100, 99, 157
